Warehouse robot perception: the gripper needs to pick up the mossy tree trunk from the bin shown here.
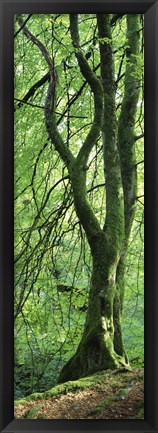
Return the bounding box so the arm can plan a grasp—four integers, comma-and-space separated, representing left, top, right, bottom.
113, 14, 141, 358
58, 14, 140, 383
18, 12, 140, 382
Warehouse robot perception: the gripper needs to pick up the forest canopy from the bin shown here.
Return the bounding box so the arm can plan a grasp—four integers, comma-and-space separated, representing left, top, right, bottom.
14, 13, 144, 398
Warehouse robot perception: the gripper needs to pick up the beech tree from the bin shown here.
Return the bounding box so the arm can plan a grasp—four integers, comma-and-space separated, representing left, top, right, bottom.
14, 13, 144, 384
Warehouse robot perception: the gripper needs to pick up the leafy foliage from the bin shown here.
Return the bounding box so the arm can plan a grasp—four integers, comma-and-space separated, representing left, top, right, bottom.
14, 13, 144, 398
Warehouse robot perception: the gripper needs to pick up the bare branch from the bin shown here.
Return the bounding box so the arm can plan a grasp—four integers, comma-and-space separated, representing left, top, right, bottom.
17, 14, 74, 168
14, 73, 49, 110
134, 133, 144, 142
14, 14, 33, 38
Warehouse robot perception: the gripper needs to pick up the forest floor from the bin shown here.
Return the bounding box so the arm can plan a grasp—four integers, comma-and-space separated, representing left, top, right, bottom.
14, 367, 144, 420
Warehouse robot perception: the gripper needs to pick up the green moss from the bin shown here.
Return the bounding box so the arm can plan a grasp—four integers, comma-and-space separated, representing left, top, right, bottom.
87, 396, 114, 416
23, 403, 43, 419
136, 401, 144, 419
58, 253, 129, 383
14, 368, 143, 417
118, 15, 140, 242
14, 399, 27, 406
15, 370, 113, 404
37, 413, 46, 419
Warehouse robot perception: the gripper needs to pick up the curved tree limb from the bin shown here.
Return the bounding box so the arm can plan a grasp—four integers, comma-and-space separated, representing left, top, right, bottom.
64, 14, 105, 247
69, 14, 103, 166
14, 14, 33, 37
17, 15, 74, 168
16, 14, 102, 248
17, 15, 53, 69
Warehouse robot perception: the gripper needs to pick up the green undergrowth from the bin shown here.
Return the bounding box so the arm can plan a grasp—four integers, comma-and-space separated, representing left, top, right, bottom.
23, 404, 44, 419
15, 370, 109, 405
14, 367, 143, 407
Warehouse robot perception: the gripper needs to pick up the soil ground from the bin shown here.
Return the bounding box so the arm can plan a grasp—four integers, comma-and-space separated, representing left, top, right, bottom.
14, 367, 144, 420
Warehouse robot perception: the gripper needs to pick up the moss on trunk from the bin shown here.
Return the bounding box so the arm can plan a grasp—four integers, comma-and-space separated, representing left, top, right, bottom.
58, 14, 136, 384
58, 246, 129, 384
118, 15, 140, 241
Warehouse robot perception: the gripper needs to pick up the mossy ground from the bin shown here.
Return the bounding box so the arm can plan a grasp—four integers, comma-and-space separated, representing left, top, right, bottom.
14, 367, 144, 419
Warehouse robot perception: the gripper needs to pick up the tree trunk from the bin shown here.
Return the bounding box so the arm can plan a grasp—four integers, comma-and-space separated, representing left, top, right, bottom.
58, 235, 128, 383
114, 14, 140, 358
58, 14, 140, 384
113, 256, 126, 358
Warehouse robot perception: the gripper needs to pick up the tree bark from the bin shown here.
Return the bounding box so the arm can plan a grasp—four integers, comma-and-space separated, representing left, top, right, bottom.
113, 14, 140, 358
58, 14, 132, 383
58, 14, 140, 382
58, 236, 127, 383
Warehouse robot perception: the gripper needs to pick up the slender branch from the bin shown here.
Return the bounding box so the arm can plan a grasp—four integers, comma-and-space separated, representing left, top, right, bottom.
17, 14, 74, 168
14, 98, 44, 110
110, 14, 125, 27
136, 194, 144, 199
135, 159, 144, 167
14, 14, 33, 38
14, 97, 89, 119
134, 133, 144, 142
17, 15, 52, 69
87, 183, 105, 193
137, 198, 144, 206
14, 73, 49, 110
116, 52, 126, 86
